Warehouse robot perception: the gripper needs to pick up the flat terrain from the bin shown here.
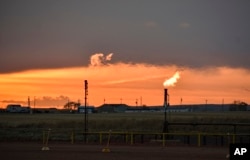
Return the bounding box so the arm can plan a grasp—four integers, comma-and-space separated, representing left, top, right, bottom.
1, 112, 246, 159
0, 142, 228, 160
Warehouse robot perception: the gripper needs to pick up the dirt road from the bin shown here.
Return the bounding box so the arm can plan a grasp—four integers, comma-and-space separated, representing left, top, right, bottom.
0, 142, 228, 160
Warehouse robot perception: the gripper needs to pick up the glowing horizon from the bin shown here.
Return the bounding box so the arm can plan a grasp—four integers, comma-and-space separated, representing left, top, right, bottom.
0, 53, 250, 108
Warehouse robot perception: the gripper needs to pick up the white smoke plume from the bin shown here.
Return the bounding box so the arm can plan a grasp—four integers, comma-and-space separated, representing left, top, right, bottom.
163, 71, 180, 88
90, 53, 113, 66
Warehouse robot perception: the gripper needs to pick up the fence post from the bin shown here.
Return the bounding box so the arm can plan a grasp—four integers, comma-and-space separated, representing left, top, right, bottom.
221, 135, 224, 146
130, 133, 134, 145
42, 128, 51, 151
227, 133, 230, 145
126, 132, 129, 144
71, 131, 74, 144
232, 134, 235, 144
187, 135, 190, 145
203, 134, 206, 146
162, 133, 165, 147
141, 134, 144, 144
99, 132, 102, 144
43, 130, 45, 144
197, 133, 201, 147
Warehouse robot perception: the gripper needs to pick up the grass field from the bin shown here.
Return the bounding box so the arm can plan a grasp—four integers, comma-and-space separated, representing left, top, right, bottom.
1, 112, 250, 130
0, 112, 249, 142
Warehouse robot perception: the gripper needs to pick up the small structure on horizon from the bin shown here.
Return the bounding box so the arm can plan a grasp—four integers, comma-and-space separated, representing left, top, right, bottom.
78, 106, 95, 113
97, 104, 129, 113
6, 104, 30, 113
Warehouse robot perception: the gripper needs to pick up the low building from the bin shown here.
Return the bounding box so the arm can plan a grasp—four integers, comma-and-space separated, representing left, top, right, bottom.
33, 108, 59, 113
6, 104, 30, 113
97, 104, 128, 113
78, 106, 95, 113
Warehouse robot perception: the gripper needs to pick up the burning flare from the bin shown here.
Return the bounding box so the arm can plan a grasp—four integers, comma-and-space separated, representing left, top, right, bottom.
163, 71, 180, 88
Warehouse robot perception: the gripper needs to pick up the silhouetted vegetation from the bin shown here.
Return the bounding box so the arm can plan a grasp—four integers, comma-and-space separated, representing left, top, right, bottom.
229, 101, 248, 111
63, 101, 80, 111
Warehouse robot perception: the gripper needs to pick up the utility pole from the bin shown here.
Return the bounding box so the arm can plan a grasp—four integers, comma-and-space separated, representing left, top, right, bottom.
222, 98, 224, 112
34, 96, 36, 109
84, 80, 88, 143
28, 96, 32, 114
140, 96, 142, 106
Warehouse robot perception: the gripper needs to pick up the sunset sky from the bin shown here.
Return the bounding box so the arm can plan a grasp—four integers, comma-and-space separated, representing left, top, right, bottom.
0, 1, 250, 108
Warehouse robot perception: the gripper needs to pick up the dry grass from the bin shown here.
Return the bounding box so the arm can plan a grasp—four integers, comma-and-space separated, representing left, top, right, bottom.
0, 112, 249, 141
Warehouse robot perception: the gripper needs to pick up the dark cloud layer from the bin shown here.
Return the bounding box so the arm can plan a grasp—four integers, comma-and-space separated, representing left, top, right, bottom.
1, 0, 250, 73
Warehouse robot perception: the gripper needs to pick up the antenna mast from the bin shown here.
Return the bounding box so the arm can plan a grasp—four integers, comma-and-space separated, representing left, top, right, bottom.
84, 80, 88, 142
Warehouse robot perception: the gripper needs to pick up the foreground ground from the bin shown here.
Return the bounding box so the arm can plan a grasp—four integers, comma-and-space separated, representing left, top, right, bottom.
0, 142, 228, 160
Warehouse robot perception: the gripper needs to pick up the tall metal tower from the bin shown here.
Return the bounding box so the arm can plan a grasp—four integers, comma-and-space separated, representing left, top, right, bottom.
84, 80, 88, 142
163, 89, 169, 133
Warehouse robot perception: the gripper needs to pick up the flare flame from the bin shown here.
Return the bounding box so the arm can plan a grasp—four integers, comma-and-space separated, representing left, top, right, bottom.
163, 71, 180, 88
